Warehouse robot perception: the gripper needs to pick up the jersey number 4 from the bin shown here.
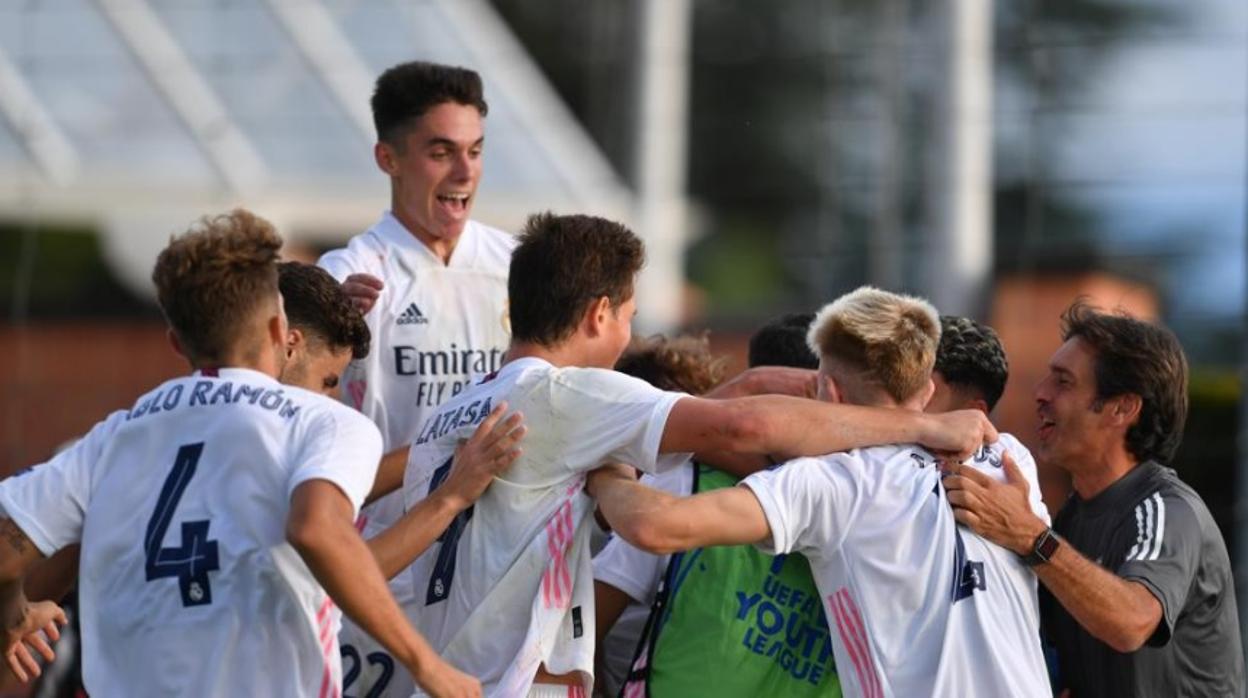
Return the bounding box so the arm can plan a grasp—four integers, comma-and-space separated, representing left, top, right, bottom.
144, 442, 220, 607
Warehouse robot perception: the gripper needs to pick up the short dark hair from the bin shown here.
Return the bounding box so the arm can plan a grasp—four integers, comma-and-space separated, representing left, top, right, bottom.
935, 315, 1009, 411
278, 262, 370, 360
509, 212, 645, 347
152, 209, 282, 365
616, 334, 726, 394
372, 61, 488, 146
748, 313, 818, 369
1061, 300, 1189, 463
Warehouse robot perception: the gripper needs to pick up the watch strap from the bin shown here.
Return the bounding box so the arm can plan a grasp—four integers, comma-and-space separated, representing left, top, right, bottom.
1022, 527, 1060, 566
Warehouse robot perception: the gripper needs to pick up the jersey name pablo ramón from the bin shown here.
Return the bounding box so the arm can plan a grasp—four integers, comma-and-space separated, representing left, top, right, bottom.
126, 379, 303, 422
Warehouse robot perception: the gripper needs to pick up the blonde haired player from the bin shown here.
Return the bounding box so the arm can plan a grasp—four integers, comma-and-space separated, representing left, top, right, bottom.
592, 286, 1052, 698
0, 210, 479, 697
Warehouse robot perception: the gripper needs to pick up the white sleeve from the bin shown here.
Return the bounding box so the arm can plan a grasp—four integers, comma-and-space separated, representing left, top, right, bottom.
0, 410, 127, 555
287, 407, 384, 515
553, 368, 688, 476
740, 455, 860, 557
592, 467, 690, 604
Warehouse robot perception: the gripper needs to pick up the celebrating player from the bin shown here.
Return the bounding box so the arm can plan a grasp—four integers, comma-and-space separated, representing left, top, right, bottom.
0, 211, 478, 697
591, 287, 1052, 697
317, 61, 514, 696
399, 214, 997, 697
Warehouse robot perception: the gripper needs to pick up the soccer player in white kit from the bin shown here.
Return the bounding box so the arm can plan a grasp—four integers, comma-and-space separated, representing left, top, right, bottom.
591, 287, 1052, 698
400, 214, 999, 697
0, 211, 479, 697
317, 61, 513, 697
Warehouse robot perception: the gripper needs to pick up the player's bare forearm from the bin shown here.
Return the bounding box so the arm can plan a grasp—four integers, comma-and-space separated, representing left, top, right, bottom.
287, 481, 442, 677
703, 367, 816, 401
591, 469, 770, 554
0, 518, 44, 627
366, 446, 410, 506
367, 492, 464, 580
662, 396, 995, 460
23, 545, 79, 604
0, 519, 65, 683
1033, 542, 1163, 653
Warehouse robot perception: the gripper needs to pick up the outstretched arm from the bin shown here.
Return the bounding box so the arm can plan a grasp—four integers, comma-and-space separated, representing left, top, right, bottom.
588, 465, 770, 555
661, 396, 996, 462
367, 405, 525, 579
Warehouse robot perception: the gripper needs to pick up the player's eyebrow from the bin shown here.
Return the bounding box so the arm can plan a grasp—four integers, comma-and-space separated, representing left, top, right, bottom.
425, 136, 485, 149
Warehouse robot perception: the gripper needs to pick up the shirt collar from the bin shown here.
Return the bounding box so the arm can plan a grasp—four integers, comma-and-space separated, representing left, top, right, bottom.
375, 211, 479, 268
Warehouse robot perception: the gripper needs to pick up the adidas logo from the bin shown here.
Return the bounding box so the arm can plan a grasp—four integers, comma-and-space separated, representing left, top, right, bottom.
397, 303, 429, 326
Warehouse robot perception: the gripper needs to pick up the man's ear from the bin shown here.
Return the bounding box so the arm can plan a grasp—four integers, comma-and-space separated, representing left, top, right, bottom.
824, 374, 845, 405
267, 312, 285, 350
919, 377, 937, 409
286, 327, 305, 360
1110, 393, 1144, 428
374, 142, 398, 176
583, 296, 612, 338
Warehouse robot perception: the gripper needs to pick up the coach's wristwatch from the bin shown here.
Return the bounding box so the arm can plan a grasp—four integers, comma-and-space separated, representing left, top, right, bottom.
1022, 527, 1060, 567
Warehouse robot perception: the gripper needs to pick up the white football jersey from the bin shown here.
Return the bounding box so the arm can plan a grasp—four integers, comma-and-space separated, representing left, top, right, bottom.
319, 212, 513, 696
402, 357, 688, 697
741, 434, 1051, 698
0, 368, 383, 698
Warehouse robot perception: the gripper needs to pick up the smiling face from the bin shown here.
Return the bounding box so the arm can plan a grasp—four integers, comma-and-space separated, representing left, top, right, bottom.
377, 101, 484, 252
1033, 337, 1117, 473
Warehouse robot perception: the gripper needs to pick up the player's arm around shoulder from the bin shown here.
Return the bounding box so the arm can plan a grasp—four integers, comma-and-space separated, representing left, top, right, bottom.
658, 394, 996, 461
588, 464, 770, 555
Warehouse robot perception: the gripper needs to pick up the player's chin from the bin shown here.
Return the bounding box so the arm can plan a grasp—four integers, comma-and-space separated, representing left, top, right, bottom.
432, 216, 470, 240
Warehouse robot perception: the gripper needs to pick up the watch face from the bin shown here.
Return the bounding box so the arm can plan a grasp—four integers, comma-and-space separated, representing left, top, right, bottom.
1037, 531, 1060, 559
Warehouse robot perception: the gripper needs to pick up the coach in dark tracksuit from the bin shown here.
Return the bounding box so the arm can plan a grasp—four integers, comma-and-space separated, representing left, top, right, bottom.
943, 301, 1244, 697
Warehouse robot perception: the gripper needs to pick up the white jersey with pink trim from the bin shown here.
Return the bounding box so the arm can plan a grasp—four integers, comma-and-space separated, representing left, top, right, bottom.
318, 212, 513, 697
402, 357, 688, 697
0, 368, 382, 698
741, 434, 1051, 698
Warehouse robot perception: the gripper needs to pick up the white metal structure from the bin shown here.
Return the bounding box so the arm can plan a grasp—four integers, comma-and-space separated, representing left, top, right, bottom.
0, 0, 636, 309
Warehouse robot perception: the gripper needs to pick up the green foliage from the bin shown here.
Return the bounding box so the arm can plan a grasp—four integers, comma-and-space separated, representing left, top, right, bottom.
0, 222, 153, 322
